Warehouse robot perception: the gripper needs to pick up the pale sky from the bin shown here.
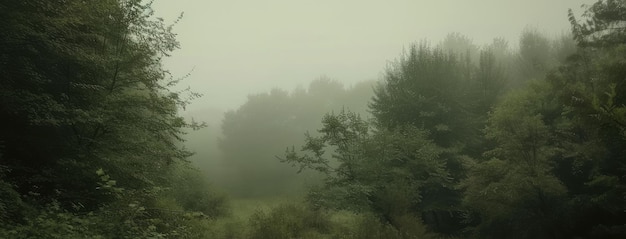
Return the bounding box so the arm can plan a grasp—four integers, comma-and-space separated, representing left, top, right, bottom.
152, 0, 594, 116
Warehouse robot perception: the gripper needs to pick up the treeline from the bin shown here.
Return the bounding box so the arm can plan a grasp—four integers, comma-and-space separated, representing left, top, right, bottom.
0, 1, 227, 238
2, 0, 625, 238
214, 29, 573, 199
277, 1, 626, 239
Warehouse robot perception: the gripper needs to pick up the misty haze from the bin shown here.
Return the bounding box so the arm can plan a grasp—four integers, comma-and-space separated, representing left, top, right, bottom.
1, 0, 625, 238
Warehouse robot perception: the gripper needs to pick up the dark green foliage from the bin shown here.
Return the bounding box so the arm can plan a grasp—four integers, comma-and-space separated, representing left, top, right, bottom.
3, 0, 626, 238
279, 2, 626, 237
370, 44, 466, 143
368, 41, 501, 235
569, 0, 626, 47
248, 1, 626, 238
281, 110, 456, 236
0, 166, 30, 225
0, 0, 191, 207
461, 81, 569, 238
545, 1, 626, 236
459, 2, 626, 238
0, 0, 225, 237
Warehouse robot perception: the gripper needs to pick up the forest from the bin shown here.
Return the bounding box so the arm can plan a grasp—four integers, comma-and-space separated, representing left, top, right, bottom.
0, 0, 625, 238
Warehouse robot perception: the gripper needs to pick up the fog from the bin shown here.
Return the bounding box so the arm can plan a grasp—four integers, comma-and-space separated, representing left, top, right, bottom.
151, 0, 595, 196
4, 0, 623, 237
153, 0, 591, 115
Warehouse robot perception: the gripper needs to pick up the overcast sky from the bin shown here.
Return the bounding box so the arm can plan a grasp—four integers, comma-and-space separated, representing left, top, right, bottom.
152, 0, 594, 117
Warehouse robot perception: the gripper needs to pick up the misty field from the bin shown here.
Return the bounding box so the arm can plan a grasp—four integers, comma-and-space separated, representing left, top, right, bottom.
1, 0, 625, 238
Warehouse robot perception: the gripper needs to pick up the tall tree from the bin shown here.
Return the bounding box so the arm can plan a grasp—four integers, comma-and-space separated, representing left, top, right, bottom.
281, 110, 446, 238
0, 1, 209, 237
462, 81, 568, 239
462, 2, 626, 238
370, 43, 471, 148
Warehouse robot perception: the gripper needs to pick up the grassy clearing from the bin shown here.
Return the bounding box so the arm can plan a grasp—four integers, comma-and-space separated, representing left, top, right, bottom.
192, 196, 312, 238
190, 195, 441, 239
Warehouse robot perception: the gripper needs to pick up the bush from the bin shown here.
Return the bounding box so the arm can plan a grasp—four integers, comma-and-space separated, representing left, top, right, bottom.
247, 203, 331, 239
0, 179, 28, 224
0, 202, 103, 239
169, 164, 231, 218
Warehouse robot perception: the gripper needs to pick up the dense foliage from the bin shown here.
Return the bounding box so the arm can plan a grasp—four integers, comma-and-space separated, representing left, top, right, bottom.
0, 0, 225, 238
281, 1, 626, 238
2, 0, 625, 238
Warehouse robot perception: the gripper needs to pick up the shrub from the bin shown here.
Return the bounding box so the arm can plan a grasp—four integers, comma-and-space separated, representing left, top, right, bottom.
247, 203, 331, 239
